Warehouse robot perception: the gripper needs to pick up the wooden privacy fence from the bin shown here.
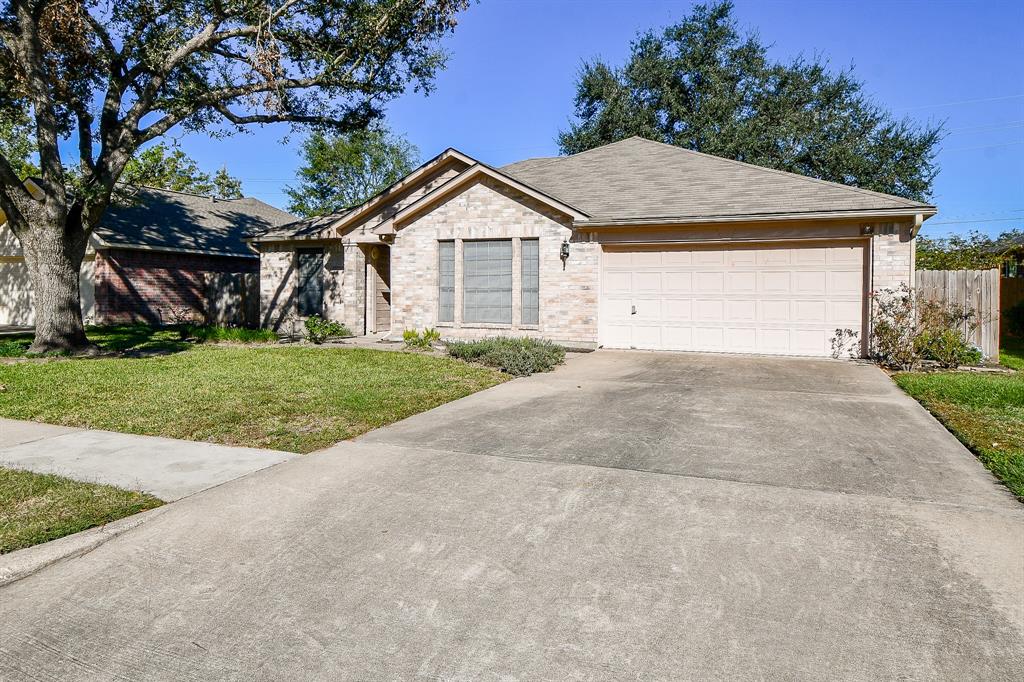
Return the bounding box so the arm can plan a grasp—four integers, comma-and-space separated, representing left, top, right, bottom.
917, 269, 1000, 362
204, 272, 259, 328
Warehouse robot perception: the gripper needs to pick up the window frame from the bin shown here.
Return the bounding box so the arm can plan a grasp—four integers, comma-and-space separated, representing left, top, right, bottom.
438, 240, 455, 323
462, 239, 513, 325
520, 238, 540, 326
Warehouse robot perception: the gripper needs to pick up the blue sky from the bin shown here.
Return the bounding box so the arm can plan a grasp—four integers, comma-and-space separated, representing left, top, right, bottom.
173, 0, 1024, 237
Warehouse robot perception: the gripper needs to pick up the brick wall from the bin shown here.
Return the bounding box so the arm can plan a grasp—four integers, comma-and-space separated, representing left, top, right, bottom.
95, 248, 257, 325
391, 178, 600, 345
259, 241, 366, 334
870, 222, 915, 292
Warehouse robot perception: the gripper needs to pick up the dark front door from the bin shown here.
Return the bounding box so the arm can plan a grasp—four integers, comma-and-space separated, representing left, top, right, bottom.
296, 248, 324, 317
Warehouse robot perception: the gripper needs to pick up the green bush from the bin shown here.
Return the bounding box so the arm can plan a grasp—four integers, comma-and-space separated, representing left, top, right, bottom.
446, 337, 566, 376
185, 325, 277, 344
303, 315, 351, 344
918, 328, 983, 368
1005, 302, 1024, 338
403, 328, 441, 350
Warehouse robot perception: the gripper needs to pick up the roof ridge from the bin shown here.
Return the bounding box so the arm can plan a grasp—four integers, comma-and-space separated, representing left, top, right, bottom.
634, 136, 931, 209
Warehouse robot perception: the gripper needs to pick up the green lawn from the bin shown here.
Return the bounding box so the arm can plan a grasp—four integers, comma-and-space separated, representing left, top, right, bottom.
1000, 338, 1024, 371
893, 371, 1024, 500
1, 467, 162, 554
0, 344, 506, 453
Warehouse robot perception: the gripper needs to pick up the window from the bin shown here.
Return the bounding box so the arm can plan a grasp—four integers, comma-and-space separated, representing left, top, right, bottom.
296, 248, 324, 316
521, 239, 539, 325
438, 241, 455, 322
463, 240, 512, 324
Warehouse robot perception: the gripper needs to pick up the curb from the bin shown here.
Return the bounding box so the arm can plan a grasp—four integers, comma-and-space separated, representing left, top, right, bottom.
0, 506, 167, 588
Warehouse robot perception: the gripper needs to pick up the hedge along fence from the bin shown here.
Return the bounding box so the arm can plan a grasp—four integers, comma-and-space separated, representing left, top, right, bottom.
917, 269, 1000, 362
1003, 277, 1024, 318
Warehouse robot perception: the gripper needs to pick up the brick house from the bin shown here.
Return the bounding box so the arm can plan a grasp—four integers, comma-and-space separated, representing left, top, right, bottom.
0, 186, 294, 326
252, 137, 935, 357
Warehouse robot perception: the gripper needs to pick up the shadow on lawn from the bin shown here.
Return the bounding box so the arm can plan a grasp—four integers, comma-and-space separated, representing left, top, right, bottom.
0, 324, 192, 358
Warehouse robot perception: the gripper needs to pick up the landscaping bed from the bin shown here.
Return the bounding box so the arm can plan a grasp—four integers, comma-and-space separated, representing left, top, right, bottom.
0, 467, 162, 554
893, 370, 1023, 500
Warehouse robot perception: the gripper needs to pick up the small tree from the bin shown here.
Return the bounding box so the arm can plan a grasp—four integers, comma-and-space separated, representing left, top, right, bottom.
0, 0, 467, 353
286, 125, 419, 217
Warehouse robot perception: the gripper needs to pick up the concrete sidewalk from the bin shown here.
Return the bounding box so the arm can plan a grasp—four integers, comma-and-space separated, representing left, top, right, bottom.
0, 418, 297, 500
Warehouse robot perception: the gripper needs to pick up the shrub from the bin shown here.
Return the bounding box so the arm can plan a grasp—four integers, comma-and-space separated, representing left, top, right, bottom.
829, 328, 860, 359
870, 284, 981, 370
446, 337, 566, 376
1005, 302, 1024, 338
303, 316, 351, 344
185, 325, 277, 344
403, 328, 441, 350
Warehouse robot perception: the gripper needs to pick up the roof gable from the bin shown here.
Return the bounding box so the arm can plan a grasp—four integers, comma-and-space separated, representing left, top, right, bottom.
502, 137, 934, 224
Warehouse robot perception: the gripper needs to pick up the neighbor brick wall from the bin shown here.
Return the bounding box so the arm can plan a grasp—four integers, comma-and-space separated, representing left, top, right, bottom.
870, 222, 915, 293
390, 177, 600, 345
259, 241, 366, 333
94, 248, 257, 324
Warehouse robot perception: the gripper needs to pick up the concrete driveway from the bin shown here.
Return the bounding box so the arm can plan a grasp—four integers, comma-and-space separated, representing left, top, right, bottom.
0, 351, 1021, 680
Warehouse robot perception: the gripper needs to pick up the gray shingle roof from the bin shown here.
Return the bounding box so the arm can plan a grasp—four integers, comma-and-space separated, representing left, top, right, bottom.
502, 137, 933, 223
251, 210, 355, 242
97, 187, 296, 257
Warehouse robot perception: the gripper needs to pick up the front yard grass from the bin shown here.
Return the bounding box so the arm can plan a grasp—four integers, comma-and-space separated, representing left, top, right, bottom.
1000, 337, 1024, 371
893, 371, 1024, 500
0, 346, 506, 453
0, 467, 162, 554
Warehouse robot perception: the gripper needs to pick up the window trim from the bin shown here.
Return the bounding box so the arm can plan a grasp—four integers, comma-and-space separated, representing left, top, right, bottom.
521, 238, 539, 326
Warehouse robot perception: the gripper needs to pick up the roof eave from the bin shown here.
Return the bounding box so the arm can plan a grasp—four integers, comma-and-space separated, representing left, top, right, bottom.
576, 206, 937, 229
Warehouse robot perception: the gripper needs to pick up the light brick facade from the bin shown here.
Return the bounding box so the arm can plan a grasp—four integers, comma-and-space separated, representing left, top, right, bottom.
390, 178, 600, 345
258, 241, 365, 334
870, 222, 916, 293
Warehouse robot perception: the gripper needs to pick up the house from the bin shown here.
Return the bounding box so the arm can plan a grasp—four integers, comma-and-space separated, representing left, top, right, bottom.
0, 186, 295, 326
252, 137, 935, 356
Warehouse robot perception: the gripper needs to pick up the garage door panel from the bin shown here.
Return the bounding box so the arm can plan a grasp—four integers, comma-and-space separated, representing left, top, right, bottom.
663, 271, 692, 292
762, 271, 791, 293
600, 241, 865, 357
663, 298, 692, 321
830, 270, 863, 294
726, 300, 757, 321
727, 271, 756, 292
694, 271, 724, 292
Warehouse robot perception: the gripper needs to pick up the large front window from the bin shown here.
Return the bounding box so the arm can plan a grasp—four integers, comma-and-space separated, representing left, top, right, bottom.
463, 239, 512, 324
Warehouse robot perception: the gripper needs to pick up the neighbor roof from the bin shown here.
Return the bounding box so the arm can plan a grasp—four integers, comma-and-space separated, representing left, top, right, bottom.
96, 186, 295, 257
502, 137, 935, 225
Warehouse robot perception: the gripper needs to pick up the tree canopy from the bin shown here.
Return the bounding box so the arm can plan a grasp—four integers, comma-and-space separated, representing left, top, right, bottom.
286, 125, 419, 217
0, 0, 467, 352
121, 143, 243, 199
558, 1, 942, 202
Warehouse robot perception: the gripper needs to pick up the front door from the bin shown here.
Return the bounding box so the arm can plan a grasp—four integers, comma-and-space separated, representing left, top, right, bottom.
370, 245, 391, 333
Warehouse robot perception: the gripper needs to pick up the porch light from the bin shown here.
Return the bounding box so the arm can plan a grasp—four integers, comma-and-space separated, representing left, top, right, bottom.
560, 241, 570, 261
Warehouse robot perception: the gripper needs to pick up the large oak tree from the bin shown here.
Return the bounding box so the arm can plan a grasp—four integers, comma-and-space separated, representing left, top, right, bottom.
0, 0, 466, 353
559, 1, 942, 203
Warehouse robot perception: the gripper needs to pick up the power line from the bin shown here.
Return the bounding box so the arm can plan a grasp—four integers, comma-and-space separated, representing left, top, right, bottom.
940, 140, 1024, 152
898, 94, 1024, 111
926, 217, 1023, 226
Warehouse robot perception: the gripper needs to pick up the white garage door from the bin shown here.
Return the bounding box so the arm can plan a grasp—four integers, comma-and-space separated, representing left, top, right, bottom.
600, 242, 866, 356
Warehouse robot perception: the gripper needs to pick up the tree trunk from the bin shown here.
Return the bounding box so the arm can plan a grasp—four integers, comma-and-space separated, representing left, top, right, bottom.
20, 215, 94, 354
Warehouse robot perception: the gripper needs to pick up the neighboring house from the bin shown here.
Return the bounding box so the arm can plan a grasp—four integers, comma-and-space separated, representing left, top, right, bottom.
0, 186, 294, 326
252, 137, 935, 357
993, 233, 1024, 278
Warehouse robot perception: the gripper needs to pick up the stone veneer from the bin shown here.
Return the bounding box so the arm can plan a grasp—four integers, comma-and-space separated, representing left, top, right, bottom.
391, 178, 600, 345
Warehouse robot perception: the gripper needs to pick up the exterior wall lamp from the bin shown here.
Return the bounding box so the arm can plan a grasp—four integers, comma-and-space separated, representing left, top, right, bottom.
560, 241, 570, 262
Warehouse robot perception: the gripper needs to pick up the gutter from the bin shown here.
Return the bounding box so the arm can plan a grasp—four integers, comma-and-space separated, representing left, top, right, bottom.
576, 206, 937, 228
